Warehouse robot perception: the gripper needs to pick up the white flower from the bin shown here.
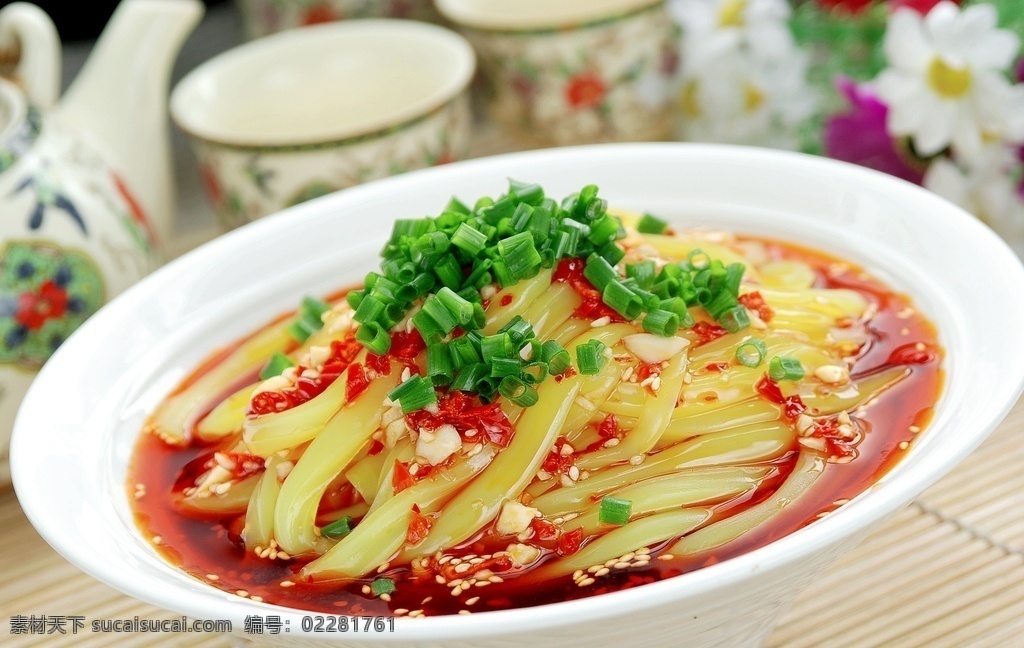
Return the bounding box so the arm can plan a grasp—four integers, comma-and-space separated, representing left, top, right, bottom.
876, 2, 1024, 162
924, 145, 1024, 250
669, 0, 792, 60
678, 43, 817, 149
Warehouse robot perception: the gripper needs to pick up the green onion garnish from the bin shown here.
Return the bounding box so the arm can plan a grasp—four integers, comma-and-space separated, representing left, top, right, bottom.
388, 375, 438, 413
355, 322, 391, 355
626, 260, 656, 290
636, 213, 669, 234
602, 281, 643, 320
322, 516, 354, 539
583, 253, 619, 292
498, 376, 539, 407
259, 352, 295, 380
490, 356, 521, 378
719, 305, 751, 333
481, 333, 515, 363
542, 340, 571, 375
451, 222, 488, 257
735, 338, 768, 368
769, 356, 805, 382
642, 309, 680, 336
427, 343, 454, 386
599, 496, 632, 525
371, 577, 396, 596
576, 339, 608, 375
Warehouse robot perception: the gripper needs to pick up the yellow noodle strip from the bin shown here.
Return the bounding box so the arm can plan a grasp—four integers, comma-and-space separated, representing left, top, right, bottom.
243, 455, 281, 550
576, 350, 688, 470
178, 474, 259, 516
563, 466, 769, 536
670, 450, 825, 555
147, 323, 294, 445
399, 372, 583, 561
538, 508, 713, 578
532, 422, 794, 517
273, 372, 398, 557
301, 446, 497, 579
483, 269, 553, 333
195, 382, 258, 442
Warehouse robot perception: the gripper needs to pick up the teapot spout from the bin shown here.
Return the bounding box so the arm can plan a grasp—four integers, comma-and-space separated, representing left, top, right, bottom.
56, 0, 204, 245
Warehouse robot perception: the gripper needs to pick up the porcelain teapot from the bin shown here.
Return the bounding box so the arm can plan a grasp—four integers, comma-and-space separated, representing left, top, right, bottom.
0, 0, 203, 479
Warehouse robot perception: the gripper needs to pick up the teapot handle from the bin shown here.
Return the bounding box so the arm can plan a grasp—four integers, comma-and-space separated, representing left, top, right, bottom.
0, 3, 60, 108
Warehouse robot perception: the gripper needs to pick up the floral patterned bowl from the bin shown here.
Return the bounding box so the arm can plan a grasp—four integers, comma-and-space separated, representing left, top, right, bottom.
435, 0, 680, 146
170, 20, 475, 228
236, 0, 441, 41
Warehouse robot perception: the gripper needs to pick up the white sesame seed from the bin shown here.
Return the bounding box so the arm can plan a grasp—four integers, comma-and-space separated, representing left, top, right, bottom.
595, 567, 610, 577
568, 466, 580, 481
466, 596, 480, 605
629, 455, 644, 465
578, 577, 595, 587
591, 316, 611, 328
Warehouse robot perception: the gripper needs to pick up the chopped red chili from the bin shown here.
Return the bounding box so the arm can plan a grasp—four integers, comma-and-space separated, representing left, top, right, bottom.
738, 291, 774, 323
556, 528, 584, 556
553, 258, 625, 322
692, 321, 728, 346
597, 414, 619, 438
392, 460, 416, 494
344, 363, 370, 402
887, 343, 936, 366
756, 374, 806, 419
406, 505, 432, 544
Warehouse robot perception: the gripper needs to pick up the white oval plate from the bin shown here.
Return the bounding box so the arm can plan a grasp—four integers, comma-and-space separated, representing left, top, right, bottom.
12, 144, 1024, 646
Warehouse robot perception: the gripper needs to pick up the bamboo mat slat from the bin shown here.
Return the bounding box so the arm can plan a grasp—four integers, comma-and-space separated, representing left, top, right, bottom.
0, 397, 1019, 646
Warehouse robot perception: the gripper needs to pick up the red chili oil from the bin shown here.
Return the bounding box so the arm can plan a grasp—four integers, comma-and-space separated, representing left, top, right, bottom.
129, 237, 942, 617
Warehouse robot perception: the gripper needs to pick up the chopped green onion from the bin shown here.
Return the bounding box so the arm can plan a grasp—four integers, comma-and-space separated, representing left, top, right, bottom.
642, 309, 680, 336
521, 361, 548, 384
354, 293, 386, 324
450, 362, 488, 392
498, 232, 542, 280
602, 281, 643, 320
769, 356, 805, 382
735, 338, 767, 368
688, 249, 710, 269
626, 260, 656, 290
412, 309, 444, 345
576, 339, 608, 375
583, 253, 619, 291
719, 305, 750, 333
599, 496, 632, 525
498, 376, 539, 407
421, 288, 468, 334
704, 290, 738, 320
371, 577, 396, 597
388, 375, 437, 413
321, 516, 354, 539
542, 340, 571, 375
597, 240, 625, 266
445, 196, 470, 215
636, 213, 669, 234
490, 357, 521, 378
509, 179, 544, 206
356, 322, 391, 355
427, 343, 454, 386
449, 336, 482, 369
724, 262, 745, 295
481, 333, 515, 362
451, 222, 488, 257
499, 315, 534, 345
286, 317, 318, 343
434, 255, 463, 290
259, 352, 295, 380
302, 296, 331, 320
588, 214, 620, 244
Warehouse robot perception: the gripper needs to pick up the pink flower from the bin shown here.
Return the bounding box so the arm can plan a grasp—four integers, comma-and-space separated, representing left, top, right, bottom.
824, 78, 925, 184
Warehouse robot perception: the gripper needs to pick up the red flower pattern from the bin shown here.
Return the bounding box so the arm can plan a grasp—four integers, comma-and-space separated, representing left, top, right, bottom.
565, 73, 607, 110
300, 3, 337, 26
16, 280, 68, 331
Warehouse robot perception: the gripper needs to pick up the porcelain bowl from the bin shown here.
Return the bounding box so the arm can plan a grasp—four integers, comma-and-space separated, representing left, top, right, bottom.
171, 19, 475, 228
12, 144, 1024, 647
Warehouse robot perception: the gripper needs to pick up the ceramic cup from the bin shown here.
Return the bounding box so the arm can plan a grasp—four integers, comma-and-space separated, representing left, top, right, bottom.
171, 20, 475, 228
435, 0, 680, 146
236, 0, 441, 40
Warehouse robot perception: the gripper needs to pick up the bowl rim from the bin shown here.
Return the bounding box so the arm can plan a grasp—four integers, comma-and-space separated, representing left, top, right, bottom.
435, 0, 663, 32
169, 19, 476, 150
12, 143, 1024, 641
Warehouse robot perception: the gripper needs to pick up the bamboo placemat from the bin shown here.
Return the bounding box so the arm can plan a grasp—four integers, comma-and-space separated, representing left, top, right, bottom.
1, 396, 1021, 646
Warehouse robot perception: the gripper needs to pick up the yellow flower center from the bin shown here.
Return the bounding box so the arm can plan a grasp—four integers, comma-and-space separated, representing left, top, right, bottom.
718, 0, 746, 27
680, 80, 701, 117
744, 82, 765, 112
927, 58, 972, 98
